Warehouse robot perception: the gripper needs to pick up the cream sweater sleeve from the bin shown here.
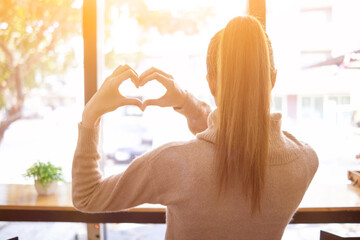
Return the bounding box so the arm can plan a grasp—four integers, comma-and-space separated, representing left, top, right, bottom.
72, 123, 158, 213
72, 93, 210, 212
173, 92, 211, 135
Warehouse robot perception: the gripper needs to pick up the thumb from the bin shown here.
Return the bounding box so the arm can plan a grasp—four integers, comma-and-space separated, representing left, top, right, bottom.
143, 98, 164, 108
122, 97, 143, 110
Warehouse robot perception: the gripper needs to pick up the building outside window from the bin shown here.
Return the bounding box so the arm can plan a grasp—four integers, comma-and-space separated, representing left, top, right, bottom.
268, 0, 360, 176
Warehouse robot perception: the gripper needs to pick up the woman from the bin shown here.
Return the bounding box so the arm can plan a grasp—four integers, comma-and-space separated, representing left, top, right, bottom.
73, 16, 318, 239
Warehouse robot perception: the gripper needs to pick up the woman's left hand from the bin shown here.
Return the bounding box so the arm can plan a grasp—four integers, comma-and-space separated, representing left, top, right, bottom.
139, 67, 187, 110
81, 65, 143, 128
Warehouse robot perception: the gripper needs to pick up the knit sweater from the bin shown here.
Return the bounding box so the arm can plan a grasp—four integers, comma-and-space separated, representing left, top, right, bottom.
72, 94, 318, 240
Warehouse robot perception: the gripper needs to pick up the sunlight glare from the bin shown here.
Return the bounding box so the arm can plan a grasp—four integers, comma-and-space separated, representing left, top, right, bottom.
0, 22, 8, 30
118, 79, 167, 100
72, 0, 83, 9
145, 0, 215, 11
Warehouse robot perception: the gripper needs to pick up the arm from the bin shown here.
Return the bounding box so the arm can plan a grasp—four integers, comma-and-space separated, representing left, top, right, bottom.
72, 125, 157, 212
72, 65, 156, 212
173, 92, 211, 135
139, 67, 211, 135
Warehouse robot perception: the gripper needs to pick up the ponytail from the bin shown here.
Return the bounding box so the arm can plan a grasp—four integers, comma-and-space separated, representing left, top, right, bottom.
215, 16, 271, 213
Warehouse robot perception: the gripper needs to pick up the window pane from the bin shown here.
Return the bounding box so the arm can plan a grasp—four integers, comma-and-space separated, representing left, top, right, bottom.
314, 96, 323, 119
302, 97, 311, 108
0, 1, 83, 183
273, 96, 283, 112
301, 97, 312, 119
341, 96, 350, 105
101, 0, 247, 175
329, 96, 338, 104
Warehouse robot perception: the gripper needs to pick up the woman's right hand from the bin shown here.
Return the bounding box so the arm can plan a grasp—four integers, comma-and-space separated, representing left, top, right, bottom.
139, 67, 187, 110
82, 65, 143, 128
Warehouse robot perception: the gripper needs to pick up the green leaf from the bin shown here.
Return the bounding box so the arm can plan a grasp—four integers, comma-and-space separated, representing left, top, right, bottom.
24, 161, 64, 186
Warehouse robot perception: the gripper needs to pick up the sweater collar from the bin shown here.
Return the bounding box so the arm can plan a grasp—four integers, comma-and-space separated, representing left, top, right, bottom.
196, 109, 295, 165
196, 109, 283, 143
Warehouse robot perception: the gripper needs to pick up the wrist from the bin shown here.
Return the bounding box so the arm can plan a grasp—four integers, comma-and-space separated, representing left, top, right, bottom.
82, 108, 101, 128
174, 90, 187, 109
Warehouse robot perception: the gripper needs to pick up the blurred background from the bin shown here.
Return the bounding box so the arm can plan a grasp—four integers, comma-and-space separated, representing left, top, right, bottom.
1, 0, 360, 239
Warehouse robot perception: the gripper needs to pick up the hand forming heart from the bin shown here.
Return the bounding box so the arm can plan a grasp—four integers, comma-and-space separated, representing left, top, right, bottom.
81, 65, 187, 128
120, 66, 187, 111
118, 77, 166, 104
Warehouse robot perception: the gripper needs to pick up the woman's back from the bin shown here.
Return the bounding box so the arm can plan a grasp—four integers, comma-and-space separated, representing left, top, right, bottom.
144, 111, 318, 239
72, 109, 317, 240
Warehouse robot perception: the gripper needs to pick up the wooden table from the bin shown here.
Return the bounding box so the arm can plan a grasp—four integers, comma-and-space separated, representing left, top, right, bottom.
1, 181, 360, 224
0, 183, 165, 240
0, 183, 165, 224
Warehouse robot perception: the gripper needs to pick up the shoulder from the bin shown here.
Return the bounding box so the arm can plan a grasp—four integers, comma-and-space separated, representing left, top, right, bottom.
283, 131, 318, 157
134, 138, 213, 181
131, 139, 208, 204
270, 129, 318, 170
139, 139, 205, 164
268, 130, 319, 190
140, 140, 189, 158
282, 131, 319, 174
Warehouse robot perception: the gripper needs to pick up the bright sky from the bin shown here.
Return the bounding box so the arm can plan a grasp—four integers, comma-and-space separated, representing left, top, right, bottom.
110, 0, 247, 54
145, 0, 247, 22
145, 0, 217, 11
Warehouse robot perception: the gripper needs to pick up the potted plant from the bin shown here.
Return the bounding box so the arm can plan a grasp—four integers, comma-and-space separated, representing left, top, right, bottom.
24, 161, 64, 195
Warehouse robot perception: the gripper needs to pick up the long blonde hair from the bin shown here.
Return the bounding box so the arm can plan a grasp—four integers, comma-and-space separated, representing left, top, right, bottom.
215, 16, 271, 213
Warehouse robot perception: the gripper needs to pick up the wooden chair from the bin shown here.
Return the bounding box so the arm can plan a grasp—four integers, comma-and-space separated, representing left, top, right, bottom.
320, 230, 360, 240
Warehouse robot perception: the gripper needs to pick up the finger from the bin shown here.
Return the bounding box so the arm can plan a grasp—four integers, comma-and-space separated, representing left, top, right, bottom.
112, 64, 133, 76
111, 69, 139, 87
121, 97, 143, 110
112, 65, 140, 87
131, 76, 140, 88
111, 65, 124, 76
139, 67, 173, 81
143, 98, 166, 108
139, 72, 170, 88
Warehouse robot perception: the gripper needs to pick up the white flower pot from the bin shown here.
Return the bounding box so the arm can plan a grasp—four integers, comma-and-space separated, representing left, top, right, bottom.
34, 180, 57, 195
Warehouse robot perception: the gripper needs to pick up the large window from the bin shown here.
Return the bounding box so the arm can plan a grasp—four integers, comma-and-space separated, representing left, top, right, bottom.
0, 0, 83, 183
1, 0, 358, 204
